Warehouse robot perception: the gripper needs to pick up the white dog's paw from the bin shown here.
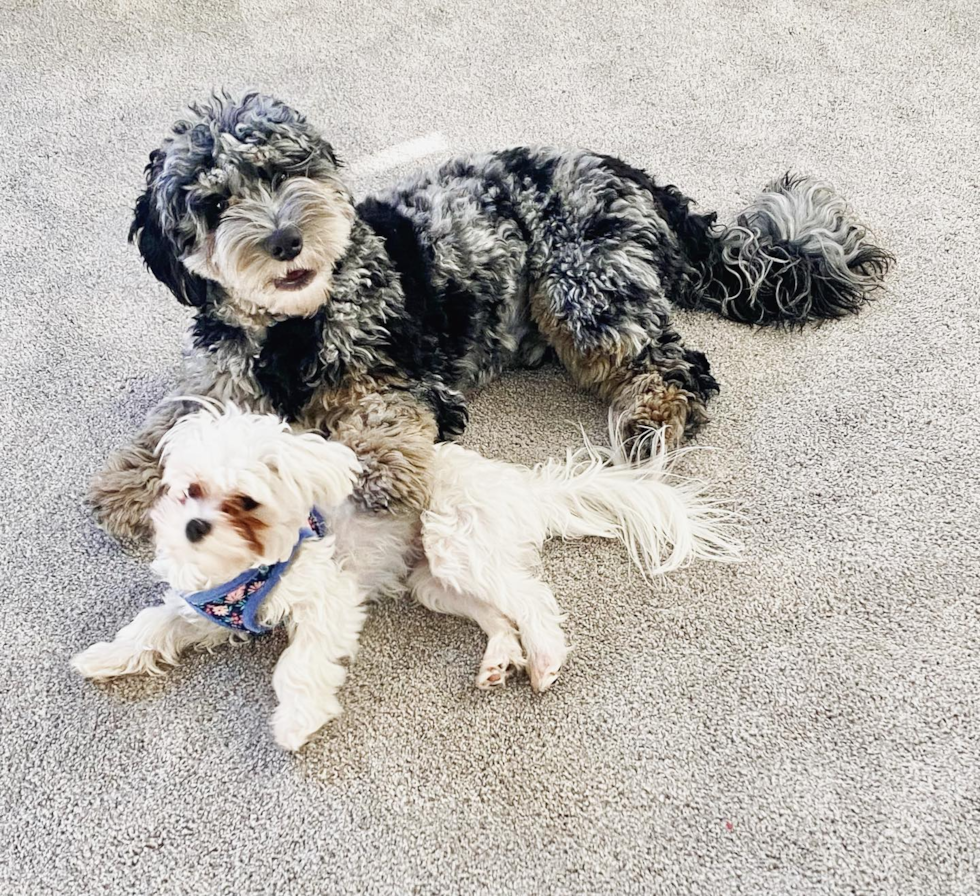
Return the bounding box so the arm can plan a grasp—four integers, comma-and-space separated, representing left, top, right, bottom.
271, 700, 342, 752
70, 641, 160, 680
475, 632, 525, 690
526, 650, 565, 693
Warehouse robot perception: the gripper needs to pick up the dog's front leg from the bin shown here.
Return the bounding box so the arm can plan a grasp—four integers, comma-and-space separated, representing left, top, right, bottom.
71, 592, 234, 679
87, 401, 186, 545
304, 378, 468, 515
268, 552, 368, 751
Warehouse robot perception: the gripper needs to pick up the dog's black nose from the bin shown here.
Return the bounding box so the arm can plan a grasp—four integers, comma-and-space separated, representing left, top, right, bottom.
264, 225, 303, 261
185, 518, 212, 543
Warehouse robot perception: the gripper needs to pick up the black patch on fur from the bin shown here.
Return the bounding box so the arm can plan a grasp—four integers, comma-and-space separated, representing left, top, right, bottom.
409, 380, 469, 441
357, 198, 441, 335
496, 148, 557, 195
356, 198, 478, 439
254, 315, 327, 419
130, 188, 211, 307
582, 214, 630, 244
357, 199, 477, 388
594, 154, 713, 237
483, 188, 534, 245
191, 307, 246, 352
594, 154, 717, 309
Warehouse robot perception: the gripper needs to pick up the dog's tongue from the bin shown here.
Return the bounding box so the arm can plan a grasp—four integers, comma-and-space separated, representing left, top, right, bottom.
283, 269, 308, 283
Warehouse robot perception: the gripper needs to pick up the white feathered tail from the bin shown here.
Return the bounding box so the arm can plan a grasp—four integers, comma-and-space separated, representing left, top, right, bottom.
525, 417, 741, 578
420, 416, 739, 693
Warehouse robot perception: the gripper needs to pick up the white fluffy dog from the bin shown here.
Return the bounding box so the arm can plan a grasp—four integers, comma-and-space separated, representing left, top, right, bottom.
72, 404, 738, 750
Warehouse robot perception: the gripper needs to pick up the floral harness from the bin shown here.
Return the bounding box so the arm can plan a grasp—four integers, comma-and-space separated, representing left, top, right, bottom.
180, 508, 328, 635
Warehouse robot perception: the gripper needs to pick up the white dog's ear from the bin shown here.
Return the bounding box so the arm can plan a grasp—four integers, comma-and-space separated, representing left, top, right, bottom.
308, 437, 361, 507
272, 433, 360, 509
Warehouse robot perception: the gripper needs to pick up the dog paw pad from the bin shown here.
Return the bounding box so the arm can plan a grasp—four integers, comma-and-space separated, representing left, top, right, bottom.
475, 663, 510, 689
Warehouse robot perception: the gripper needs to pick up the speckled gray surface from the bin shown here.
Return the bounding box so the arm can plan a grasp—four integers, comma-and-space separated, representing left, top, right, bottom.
1, 1, 978, 893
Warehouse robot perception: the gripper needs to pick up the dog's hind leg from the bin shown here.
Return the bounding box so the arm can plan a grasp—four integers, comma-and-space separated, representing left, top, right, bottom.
409, 564, 525, 689
416, 560, 568, 692
491, 570, 568, 693
532, 289, 719, 449
528, 213, 719, 449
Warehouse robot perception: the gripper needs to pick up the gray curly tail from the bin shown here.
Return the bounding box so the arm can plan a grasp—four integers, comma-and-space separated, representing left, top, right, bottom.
687, 174, 893, 325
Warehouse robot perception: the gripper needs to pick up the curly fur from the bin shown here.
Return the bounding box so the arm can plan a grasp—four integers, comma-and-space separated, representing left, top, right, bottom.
687, 174, 894, 325
91, 91, 891, 541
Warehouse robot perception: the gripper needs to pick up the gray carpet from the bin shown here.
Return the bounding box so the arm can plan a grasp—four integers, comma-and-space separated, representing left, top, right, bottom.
2, 1, 978, 893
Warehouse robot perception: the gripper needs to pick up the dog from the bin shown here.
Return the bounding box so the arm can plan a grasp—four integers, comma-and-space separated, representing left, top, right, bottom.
88, 91, 892, 544
73, 403, 739, 750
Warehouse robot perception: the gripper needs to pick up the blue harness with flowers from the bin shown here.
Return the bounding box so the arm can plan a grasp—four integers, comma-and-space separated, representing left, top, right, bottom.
180, 508, 328, 635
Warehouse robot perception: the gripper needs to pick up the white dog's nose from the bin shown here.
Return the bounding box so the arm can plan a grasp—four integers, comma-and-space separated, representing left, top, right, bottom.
185, 518, 212, 543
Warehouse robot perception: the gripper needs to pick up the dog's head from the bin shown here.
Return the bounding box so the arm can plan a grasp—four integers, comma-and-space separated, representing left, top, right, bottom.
151, 402, 360, 591
131, 93, 355, 318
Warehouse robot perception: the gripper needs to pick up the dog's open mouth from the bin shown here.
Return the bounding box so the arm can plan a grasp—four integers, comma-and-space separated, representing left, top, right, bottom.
273, 269, 316, 291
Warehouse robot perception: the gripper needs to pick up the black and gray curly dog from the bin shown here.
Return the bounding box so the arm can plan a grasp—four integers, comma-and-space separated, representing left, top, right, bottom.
90, 91, 891, 541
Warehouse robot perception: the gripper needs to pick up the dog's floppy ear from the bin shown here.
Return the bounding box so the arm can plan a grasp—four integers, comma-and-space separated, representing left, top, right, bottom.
130, 189, 210, 308
269, 431, 360, 509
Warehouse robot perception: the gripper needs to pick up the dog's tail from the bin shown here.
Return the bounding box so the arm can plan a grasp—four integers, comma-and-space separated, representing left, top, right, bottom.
670, 174, 893, 325
527, 417, 741, 580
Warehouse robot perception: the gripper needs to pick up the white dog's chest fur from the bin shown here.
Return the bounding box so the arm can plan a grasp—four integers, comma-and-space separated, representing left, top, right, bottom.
246, 509, 419, 637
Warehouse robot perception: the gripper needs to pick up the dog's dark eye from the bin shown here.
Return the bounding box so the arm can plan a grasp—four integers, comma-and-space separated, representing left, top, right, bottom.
187, 483, 204, 500
239, 495, 259, 511
201, 195, 229, 229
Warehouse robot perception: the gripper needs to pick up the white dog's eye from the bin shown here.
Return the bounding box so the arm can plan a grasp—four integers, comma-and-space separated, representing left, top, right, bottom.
239, 495, 259, 511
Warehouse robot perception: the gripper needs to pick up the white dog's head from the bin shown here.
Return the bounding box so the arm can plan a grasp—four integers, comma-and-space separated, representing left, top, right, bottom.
151, 402, 359, 591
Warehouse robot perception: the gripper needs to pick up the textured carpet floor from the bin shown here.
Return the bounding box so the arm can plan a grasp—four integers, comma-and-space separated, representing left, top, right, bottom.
2, 1, 978, 894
